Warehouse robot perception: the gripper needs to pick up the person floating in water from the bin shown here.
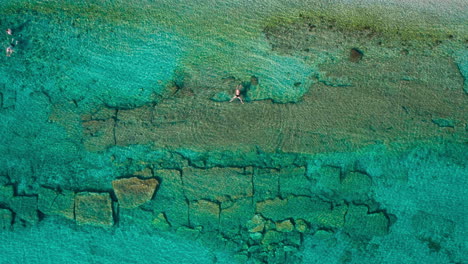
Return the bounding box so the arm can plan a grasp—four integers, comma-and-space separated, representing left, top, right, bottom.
6, 45, 14, 57
229, 84, 244, 104
5, 28, 17, 57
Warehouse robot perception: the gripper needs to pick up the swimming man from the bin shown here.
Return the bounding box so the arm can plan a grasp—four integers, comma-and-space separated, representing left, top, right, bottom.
229, 84, 244, 104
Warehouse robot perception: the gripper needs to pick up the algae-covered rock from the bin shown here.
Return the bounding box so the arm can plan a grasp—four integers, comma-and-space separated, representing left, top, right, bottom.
189, 199, 220, 231
253, 168, 280, 202
340, 171, 372, 202
82, 119, 116, 152
112, 177, 158, 209
38, 187, 75, 220
312, 229, 334, 240
10, 196, 38, 223
0, 185, 14, 205
75, 192, 113, 227
285, 232, 302, 246
233, 253, 249, 263
220, 198, 254, 235
152, 212, 171, 231
309, 166, 342, 195
256, 196, 330, 222
199, 230, 226, 248
176, 226, 202, 240
431, 118, 455, 128
0, 208, 12, 229
344, 205, 389, 239
250, 232, 263, 241
262, 230, 283, 245
133, 167, 153, 178
183, 167, 252, 202
283, 245, 299, 253
119, 207, 154, 226
150, 170, 188, 227
294, 219, 309, 233
275, 219, 294, 232
315, 204, 348, 229
246, 214, 266, 233
210, 91, 231, 102
278, 167, 311, 197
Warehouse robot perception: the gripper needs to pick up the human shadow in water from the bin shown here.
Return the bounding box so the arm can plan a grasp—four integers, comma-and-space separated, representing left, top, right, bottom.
238, 75, 259, 101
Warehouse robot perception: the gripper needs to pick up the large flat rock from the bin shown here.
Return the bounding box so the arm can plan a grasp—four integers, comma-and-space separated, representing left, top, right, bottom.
151, 170, 188, 227
112, 177, 158, 209
75, 192, 113, 227
38, 187, 75, 220
278, 167, 310, 197
189, 199, 220, 231
340, 172, 373, 202
344, 205, 389, 239
183, 167, 253, 202
220, 198, 255, 235
256, 195, 346, 228
10, 196, 38, 223
309, 166, 342, 194
253, 168, 279, 202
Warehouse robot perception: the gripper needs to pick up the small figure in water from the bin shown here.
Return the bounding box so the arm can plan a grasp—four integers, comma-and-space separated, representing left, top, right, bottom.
5, 28, 18, 57
6, 45, 14, 57
229, 84, 244, 104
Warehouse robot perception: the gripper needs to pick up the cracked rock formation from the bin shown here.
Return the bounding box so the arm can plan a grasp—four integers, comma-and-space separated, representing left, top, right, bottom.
38, 187, 75, 220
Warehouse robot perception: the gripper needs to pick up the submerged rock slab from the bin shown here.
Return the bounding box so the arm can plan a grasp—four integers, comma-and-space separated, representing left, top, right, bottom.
262, 230, 283, 246
189, 199, 220, 231
183, 167, 253, 202
112, 177, 158, 209
0, 208, 12, 229
310, 166, 342, 194
246, 214, 267, 233
344, 205, 389, 239
455, 50, 468, 94
10, 196, 38, 223
220, 198, 255, 235
0, 185, 14, 205
152, 212, 171, 231
151, 170, 188, 227
431, 118, 455, 128
340, 171, 373, 202
256, 196, 329, 222
119, 208, 154, 226
38, 187, 75, 220
315, 204, 348, 229
278, 167, 310, 197
75, 192, 113, 227
276, 219, 294, 232
253, 168, 280, 202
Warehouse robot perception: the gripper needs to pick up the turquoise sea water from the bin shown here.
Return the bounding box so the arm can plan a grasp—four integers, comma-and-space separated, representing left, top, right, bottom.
1, 0, 467, 263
